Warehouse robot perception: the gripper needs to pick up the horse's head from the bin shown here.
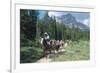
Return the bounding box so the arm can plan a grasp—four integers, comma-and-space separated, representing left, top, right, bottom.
60, 40, 64, 46
50, 40, 56, 45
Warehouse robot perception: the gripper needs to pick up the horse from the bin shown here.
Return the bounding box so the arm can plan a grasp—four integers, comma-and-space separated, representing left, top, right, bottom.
40, 37, 66, 58
40, 37, 51, 58
50, 40, 65, 54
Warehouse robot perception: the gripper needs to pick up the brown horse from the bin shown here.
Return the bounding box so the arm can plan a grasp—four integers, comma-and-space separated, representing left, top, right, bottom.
41, 37, 65, 58
42, 38, 51, 58
50, 40, 65, 54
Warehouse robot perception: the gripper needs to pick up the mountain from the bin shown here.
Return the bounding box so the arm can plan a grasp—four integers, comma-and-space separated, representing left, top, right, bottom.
55, 13, 89, 31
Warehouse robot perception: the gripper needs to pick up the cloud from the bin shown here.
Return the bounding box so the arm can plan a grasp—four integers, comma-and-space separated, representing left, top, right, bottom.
83, 19, 89, 27
48, 11, 67, 17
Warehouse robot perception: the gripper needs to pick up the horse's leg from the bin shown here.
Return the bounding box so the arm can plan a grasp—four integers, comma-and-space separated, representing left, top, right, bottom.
49, 49, 51, 54
43, 48, 46, 57
49, 49, 52, 58
44, 49, 48, 58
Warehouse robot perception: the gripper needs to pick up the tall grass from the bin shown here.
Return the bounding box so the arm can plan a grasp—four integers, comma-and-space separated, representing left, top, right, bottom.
20, 46, 43, 63
52, 40, 90, 61
20, 40, 90, 63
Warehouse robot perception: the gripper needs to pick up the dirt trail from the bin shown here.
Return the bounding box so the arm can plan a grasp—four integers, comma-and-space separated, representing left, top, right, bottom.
37, 42, 67, 63
37, 57, 52, 63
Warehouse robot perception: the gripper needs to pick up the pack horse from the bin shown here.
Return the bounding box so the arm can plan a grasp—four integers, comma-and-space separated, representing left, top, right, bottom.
40, 32, 66, 58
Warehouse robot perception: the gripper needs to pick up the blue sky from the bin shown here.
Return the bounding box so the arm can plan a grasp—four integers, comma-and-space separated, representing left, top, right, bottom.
38, 10, 90, 27
38, 10, 47, 19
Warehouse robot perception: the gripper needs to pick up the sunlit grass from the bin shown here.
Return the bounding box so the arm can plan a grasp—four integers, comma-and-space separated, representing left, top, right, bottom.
52, 40, 90, 61
20, 40, 90, 63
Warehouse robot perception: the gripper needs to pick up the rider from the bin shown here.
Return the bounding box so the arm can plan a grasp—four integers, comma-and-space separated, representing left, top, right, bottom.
43, 32, 50, 45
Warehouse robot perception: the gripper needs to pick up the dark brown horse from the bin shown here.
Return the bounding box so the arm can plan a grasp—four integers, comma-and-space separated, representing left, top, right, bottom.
41, 37, 65, 58
42, 38, 51, 58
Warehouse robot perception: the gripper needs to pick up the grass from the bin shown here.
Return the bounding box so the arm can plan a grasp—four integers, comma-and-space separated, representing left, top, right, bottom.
20, 46, 43, 63
51, 40, 90, 62
20, 40, 90, 63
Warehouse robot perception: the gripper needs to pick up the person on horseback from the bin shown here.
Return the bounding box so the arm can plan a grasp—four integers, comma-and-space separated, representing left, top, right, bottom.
42, 32, 51, 57
44, 32, 50, 45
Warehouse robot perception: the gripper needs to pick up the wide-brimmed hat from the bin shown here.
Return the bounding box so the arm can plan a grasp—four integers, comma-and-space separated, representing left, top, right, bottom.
44, 32, 48, 35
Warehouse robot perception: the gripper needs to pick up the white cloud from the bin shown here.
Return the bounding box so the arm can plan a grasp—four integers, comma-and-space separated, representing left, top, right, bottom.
48, 11, 67, 17
83, 19, 89, 27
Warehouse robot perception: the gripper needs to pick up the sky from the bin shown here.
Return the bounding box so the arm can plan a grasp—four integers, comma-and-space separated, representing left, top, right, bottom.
38, 11, 47, 19
38, 10, 90, 27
